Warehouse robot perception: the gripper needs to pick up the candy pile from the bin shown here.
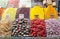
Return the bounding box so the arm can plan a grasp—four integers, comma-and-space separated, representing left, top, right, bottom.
11, 18, 30, 37
45, 19, 60, 37
30, 19, 46, 37
0, 19, 13, 37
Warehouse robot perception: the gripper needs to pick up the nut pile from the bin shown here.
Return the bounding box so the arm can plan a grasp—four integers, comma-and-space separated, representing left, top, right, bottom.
11, 18, 30, 37
30, 19, 46, 37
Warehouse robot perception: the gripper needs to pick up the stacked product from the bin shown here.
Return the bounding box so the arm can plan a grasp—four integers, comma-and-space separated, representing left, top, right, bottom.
44, 5, 58, 20
11, 18, 29, 37
1, 8, 17, 21
0, 19, 13, 37
12, 7, 30, 37
45, 15, 60, 37
30, 15, 46, 37
30, 5, 44, 20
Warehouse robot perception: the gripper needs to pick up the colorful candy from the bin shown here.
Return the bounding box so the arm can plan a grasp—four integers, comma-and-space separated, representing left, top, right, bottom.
45, 19, 60, 37
30, 19, 46, 37
11, 18, 29, 37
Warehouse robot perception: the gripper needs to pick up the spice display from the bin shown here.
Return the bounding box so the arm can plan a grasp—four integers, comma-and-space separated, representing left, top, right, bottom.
11, 18, 30, 37
30, 15, 46, 37
1, 8, 17, 21
44, 5, 58, 20
30, 5, 44, 20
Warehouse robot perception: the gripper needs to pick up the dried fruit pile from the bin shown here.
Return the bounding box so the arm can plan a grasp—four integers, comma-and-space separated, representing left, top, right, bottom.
45, 19, 60, 37
11, 18, 29, 37
30, 19, 46, 37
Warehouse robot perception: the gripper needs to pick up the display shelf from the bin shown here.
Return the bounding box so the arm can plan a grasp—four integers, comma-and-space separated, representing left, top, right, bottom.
0, 37, 60, 39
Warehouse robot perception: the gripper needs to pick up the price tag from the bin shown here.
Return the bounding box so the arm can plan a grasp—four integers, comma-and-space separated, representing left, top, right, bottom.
19, 14, 24, 19
6, 14, 10, 19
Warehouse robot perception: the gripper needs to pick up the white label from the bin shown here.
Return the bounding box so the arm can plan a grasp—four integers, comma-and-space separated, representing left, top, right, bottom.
19, 14, 24, 19
6, 14, 10, 19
